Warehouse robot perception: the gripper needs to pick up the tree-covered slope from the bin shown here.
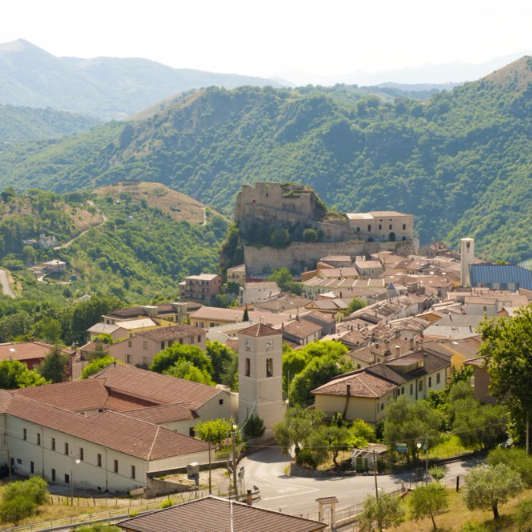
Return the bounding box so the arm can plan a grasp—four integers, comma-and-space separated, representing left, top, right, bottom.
0, 105, 99, 148
2, 57, 532, 261
0, 39, 281, 119
0, 186, 228, 304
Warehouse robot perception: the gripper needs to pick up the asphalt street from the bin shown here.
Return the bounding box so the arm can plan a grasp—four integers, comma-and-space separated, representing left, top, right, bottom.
239, 447, 485, 517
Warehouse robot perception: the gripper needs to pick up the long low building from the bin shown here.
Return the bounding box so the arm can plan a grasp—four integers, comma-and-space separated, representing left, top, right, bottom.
0, 391, 209, 492
0, 365, 239, 492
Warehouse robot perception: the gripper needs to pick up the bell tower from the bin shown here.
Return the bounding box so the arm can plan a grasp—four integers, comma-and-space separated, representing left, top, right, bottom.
461, 237, 475, 287
237, 323, 284, 435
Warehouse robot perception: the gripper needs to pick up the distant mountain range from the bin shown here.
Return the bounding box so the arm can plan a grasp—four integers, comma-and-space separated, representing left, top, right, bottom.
275, 52, 532, 86
0, 39, 282, 120
2, 54, 532, 262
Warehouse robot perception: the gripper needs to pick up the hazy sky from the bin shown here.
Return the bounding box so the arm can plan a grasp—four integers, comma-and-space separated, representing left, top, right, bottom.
2, 0, 532, 78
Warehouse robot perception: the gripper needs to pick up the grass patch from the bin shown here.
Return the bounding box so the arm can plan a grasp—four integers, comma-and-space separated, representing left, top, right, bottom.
429, 434, 476, 460
391, 486, 532, 531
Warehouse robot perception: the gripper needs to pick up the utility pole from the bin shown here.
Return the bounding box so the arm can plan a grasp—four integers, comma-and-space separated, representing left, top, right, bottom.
232, 426, 238, 499
208, 441, 212, 495
373, 450, 378, 499
425, 435, 429, 483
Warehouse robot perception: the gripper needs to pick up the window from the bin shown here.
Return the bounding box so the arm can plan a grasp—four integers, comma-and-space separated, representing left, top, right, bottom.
266, 358, 273, 378
378, 224, 382, 230
114, 460, 118, 473
97, 454, 102, 467
23, 428, 27, 441
356, 227, 360, 232
401, 386, 405, 394
30, 461, 34, 474
219, 399, 224, 405
52, 469, 56, 482
403, 224, 406, 230
197, 335, 201, 343
51, 438, 56, 451
436, 372, 441, 385
126, 354, 132, 364
381, 403, 385, 411
143, 341, 148, 350
127, 340, 132, 348
389, 224, 392, 230
79, 448, 84, 461
65, 442, 69, 455
428, 376, 432, 388
189, 427, 195, 437
65, 474, 70, 484
245, 358, 250, 377
160, 342, 165, 350
368, 225, 372, 232
179, 338, 184, 344
37, 433, 41, 446
16, 459, 22, 465
168, 340, 173, 347
418, 380, 423, 392
142, 356, 148, 365
131, 465, 136, 479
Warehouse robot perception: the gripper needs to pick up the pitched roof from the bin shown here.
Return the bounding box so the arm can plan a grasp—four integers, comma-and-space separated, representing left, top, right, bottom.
91, 364, 221, 410
117, 496, 326, 532
5, 394, 209, 460
280, 320, 322, 339
13, 380, 110, 412
238, 323, 281, 338
137, 324, 205, 342
313, 371, 396, 398
123, 403, 197, 424
0, 342, 72, 362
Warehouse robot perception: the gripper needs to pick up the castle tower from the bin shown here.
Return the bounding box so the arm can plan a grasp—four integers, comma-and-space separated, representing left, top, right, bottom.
461, 238, 475, 287
237, 323, 285, 435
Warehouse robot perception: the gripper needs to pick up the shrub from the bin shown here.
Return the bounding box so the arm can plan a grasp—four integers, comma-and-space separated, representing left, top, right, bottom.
160, 498, 174, 509
0, 495, 37, 525
4, 476, 48, 505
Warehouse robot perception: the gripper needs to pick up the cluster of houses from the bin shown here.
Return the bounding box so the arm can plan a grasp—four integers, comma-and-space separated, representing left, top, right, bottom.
0, 233, 530, 510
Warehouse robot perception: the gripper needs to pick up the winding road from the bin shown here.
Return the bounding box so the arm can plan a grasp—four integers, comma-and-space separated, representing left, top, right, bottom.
0, 268, 15, 298
239, 447, 484, 518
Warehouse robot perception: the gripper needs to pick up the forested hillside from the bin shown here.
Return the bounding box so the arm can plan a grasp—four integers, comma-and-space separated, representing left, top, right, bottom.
0, 39, 280, 119
1, 57, 532, 261
0, 105, 98, 147
0, 186, 228, 304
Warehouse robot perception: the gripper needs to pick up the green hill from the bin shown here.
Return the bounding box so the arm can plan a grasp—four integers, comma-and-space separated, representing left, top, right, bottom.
1, 57, 532, 261
0, 104, 99, 148
0, 186, 228, 304
0, 39, 282, 120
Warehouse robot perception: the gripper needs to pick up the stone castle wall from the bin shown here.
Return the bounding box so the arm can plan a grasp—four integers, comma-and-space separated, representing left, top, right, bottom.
244, 240, 416, 275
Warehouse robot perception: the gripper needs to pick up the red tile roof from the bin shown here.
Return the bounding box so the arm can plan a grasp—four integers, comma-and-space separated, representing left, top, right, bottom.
237, 323, 281, 338
118, 496, 326, 532
5, 394, 208, 460
0, 342, 72, 362
92, 364, 222, 409
123, 403, 197, 424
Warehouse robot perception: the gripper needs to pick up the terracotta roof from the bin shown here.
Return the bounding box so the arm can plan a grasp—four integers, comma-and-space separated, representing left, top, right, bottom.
118, 496, 326, 532
0, 342, 72, 362
464, 356, 487, 368
123, 403, 197, 424
280, 320, 322, 339
6, 394, 209, 460
313, 371, 396, 398
13, 380, 110, 412
137, 324, 205, 342
237, 323, 281, 338
106, 303, 181, 319
305, 310, 335, 323
92, 364, 221, 410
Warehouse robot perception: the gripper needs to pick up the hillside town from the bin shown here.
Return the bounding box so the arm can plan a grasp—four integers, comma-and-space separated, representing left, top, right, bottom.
1, 182, 531, 530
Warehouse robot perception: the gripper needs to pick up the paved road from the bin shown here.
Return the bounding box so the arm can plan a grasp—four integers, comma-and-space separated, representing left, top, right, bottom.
0, 268, 15, 298
240, 447, 485, 517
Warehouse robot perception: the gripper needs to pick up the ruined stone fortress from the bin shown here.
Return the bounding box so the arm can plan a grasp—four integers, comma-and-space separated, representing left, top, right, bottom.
235, 182, 416, 275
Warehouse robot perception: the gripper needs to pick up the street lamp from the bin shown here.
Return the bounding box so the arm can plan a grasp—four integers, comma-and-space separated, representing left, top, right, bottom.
232, 424, 238, 499
70, 454, 80, 505
416, 437, 428, 482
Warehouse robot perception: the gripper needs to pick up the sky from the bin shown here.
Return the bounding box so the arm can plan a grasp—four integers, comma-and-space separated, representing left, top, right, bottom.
2, 0, 532, 81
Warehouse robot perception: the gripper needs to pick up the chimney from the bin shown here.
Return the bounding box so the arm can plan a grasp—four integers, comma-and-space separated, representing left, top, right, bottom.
395, 345, 400, 357
346, 383, 351, 396
246, 489, 253, 506
423, 351, 428, 371
410, 338, 414, 350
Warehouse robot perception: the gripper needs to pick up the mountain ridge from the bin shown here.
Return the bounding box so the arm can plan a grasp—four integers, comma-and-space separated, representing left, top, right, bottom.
0, 39, 282, 119
1, 57, 532, 262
